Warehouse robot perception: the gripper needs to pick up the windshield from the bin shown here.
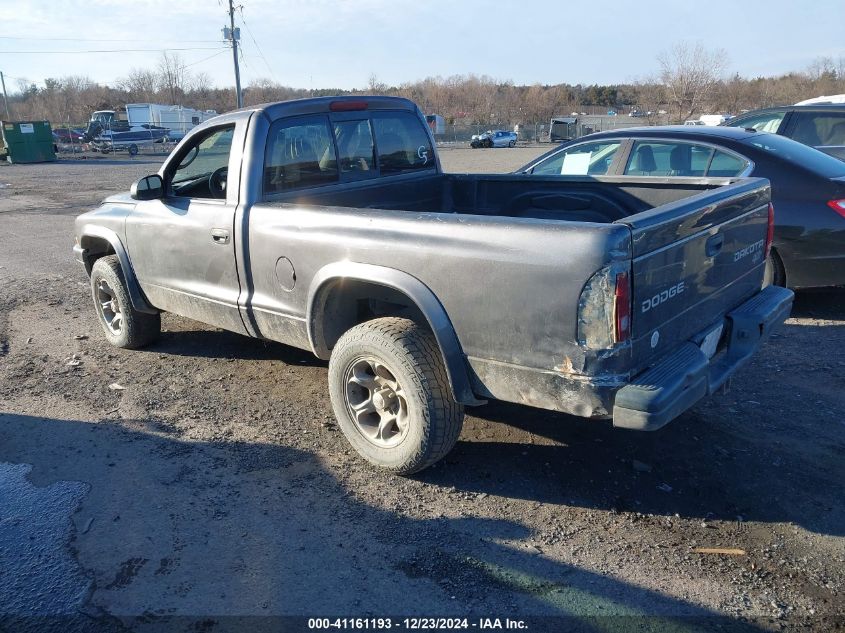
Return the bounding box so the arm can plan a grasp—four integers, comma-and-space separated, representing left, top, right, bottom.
743, 133, 845, 178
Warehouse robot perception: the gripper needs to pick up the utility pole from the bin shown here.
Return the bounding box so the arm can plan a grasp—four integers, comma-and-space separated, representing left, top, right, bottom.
0, 72, 10, 120
225, 0, 243, 109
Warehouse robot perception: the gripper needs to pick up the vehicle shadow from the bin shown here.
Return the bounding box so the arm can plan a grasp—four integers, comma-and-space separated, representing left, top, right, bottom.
149, 328, 326, 367
0, 412, 777, 633
788, 287, 845, 320
425, 390, 844, 539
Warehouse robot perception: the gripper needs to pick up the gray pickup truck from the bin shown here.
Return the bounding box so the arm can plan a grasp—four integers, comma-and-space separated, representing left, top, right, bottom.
74, 96, 793, 474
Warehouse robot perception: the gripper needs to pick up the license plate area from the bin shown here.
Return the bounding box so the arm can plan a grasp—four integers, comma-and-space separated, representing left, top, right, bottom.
698, 323, 725, 360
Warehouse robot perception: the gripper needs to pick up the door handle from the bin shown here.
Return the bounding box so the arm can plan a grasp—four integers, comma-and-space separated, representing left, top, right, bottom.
211, 228, 230, 245
705, 234, 724, 257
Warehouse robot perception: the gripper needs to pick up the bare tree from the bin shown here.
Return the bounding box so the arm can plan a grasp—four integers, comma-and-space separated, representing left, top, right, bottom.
7, 56, 844, 129
243, 78, 281, 106
658, 42, 727, 123
118, 68, 158, 103
631, 77, 667, 125
157, 51, 188, 104
367, 73, 388, 94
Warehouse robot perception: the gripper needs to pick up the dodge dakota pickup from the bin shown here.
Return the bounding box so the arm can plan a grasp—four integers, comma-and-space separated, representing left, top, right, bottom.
74, 96, 793, 474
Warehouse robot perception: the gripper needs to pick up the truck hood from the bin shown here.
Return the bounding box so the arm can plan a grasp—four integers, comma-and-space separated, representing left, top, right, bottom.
102, 192, 136, 205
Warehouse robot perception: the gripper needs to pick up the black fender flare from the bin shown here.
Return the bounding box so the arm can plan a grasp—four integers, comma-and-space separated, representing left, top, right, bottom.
306, 262, 484, 406
77, 225, 158, 315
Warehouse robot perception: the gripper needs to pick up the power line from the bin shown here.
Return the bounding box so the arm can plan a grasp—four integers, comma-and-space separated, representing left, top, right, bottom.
237, 5, 277, 81
183, 49, 230, 68
0, 36, 222, 43
0, 47, 227, 55
0, 72, 28, 82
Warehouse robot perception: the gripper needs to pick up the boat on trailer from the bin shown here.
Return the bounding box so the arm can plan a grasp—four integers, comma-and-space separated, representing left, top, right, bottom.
83, 104, 217, 154
84, 110, 169, 154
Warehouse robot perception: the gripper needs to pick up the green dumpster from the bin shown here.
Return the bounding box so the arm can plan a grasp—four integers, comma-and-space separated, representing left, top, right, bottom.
1, 120, 57, 164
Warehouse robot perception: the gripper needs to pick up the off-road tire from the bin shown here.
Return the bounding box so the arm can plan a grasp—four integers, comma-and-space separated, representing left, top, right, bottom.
328, 317, 464, 475
90, 255, 160, 349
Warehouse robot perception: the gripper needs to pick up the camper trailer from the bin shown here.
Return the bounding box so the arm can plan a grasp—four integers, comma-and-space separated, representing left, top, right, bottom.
125, 104, 218, 141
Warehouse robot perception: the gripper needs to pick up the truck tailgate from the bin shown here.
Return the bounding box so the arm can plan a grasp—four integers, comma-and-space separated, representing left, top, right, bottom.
618, 178, 771, 370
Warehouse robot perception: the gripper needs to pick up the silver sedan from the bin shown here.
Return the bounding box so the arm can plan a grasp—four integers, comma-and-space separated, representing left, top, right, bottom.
470, 130, 518, 148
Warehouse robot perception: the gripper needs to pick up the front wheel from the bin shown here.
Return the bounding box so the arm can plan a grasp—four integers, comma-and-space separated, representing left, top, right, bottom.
328, 317, 464, 475
508, 140, 515, 148
90, 255, 160, 349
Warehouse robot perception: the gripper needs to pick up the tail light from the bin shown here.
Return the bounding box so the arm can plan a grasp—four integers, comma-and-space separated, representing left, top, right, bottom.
614, 271, 631, 343
827, 199, 845, 219
578, 265, 631, 349
330, 100, 368, 112
765, 202, 775, 258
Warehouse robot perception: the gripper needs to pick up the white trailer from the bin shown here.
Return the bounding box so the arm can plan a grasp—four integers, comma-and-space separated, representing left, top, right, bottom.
425, 114, 445, 135
125, 104, 218, 141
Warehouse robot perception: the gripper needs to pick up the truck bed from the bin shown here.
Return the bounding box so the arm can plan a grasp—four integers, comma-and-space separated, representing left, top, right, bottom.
268, 172, 735, 223
248, 173, 771, 417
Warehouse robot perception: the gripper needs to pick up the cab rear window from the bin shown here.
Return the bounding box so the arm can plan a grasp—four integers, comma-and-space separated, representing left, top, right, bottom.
264, 115, 338, 194
372, 112, 434, 174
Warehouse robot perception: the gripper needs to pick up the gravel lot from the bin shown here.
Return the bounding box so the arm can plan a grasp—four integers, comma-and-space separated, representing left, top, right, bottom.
0, 148, 843, 632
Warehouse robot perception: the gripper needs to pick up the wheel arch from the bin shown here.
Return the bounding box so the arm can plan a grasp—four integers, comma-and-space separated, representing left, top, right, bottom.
307, 262, 483, 406
78, 225, 158, 314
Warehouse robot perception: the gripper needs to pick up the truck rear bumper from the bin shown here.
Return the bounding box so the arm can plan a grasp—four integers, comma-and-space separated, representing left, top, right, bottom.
612, 285, 794, 431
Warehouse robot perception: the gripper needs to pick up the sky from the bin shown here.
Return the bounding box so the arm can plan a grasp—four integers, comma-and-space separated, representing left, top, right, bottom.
2, 0, 844, 93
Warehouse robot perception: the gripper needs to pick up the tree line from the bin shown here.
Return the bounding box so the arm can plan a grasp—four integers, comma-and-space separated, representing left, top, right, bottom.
6, 46, 845, 128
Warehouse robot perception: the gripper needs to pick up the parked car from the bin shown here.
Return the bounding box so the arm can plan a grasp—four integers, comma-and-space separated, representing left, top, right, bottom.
51, 127, 85, 143
74, 97, 792, 474
518, 126, 845, 289
725, 104, 845, 161
470, 129, 517, 148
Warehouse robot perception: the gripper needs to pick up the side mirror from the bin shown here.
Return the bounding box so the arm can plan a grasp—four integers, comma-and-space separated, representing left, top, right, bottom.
130, 174, 164, 201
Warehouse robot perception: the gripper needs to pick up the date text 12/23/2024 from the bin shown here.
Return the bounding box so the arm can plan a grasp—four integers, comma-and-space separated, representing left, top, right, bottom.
308, 618, 528, 630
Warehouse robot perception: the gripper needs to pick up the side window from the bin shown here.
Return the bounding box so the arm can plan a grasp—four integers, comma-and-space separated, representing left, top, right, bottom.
334, 120, 375, 174
791, 113, 845, 147
532, 141, 621, 176
171, 125, 234, 199
730, 111, 785, 133
372, 112, 434, 174
264, 116, 338, 194
690, 145, 715, 174
625, 141, 711, 176
706, 150, 748, 177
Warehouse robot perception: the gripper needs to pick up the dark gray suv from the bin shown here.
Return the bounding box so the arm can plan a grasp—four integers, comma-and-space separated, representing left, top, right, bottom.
726, 104, 845, 161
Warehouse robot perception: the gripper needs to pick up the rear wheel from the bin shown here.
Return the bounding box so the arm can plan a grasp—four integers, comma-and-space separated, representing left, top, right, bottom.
90, 255, 160, 349
328, 317, 464, 475
763, 250, 785, 287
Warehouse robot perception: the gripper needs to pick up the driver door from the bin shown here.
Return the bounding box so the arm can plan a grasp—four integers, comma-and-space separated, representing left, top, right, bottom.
125, 119, 248, 335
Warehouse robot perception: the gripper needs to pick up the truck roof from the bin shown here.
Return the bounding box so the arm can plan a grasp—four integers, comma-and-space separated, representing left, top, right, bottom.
230, 95, 420, 121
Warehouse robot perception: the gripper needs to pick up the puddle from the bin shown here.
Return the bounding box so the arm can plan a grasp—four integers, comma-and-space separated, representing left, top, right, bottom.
0, 462, 91, 615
